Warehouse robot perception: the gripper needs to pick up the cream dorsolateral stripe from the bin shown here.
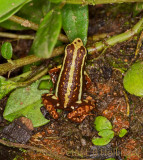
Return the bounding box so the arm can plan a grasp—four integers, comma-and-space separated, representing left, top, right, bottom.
55, 38, 86, 108
78, 50, 86, 101
55, 46, 67, 97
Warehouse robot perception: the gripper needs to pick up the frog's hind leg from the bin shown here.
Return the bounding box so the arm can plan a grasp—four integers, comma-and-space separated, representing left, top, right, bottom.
42, 93, 60, 120
67, 100, 95, 123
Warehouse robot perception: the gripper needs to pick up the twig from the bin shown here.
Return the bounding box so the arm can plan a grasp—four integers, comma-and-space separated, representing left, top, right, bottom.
9, 71, 32, 82
135, 30, 143, 58
88, 46, 108, 62
16, 68, 49, 87
9, 15, 38, 30
88, 17, 143, 54
0, 138, 93, 160
0, 55, 41, 76
87, 33, 109, 42
65, 0, 143, 5
9, 15, 69, 43
0, 32, 34, 40
0, 139, 74, 160
1, 17, 143, 76
0, 45, 65, 76
113, 68, 125, 74
123, 91, 130, 117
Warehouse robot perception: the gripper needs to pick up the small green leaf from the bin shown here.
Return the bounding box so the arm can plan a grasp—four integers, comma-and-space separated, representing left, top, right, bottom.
105, 158, 115, 160
3, 75, 52, 127
94, 116, 113, 131
119, 128, 127, 138
98, 130, 114, 139
133, 3, 143, 16
123, 61, 143, 97
1, 42, 13, 60
92, 137, 111, 146
62, 4, 88, 45
0, 0, 30, 23
31, 9, 62, 58
38, 79, 53, 90
0, 76, 17, 100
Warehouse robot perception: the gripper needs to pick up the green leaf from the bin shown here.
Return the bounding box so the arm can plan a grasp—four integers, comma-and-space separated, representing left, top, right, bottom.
18, 0, 51, 25
92, 137, 111, 146
3, 75, 52, 127
123, 61, 143, 97
0, 0, 30, 23
31, 9, 62, 58
0, 0, 51, 30
119, 129, 127, 138
133, 3, 143, 16
105, 158, 115, 160
94, 116, 113, 132
1, 42, 13, 60
0, 20, 26, 30
98, 130, 114, 139
0, 76, 17, 100
62, 4, 88, 45
38, 79, 53, 90
48, 0, 63, 3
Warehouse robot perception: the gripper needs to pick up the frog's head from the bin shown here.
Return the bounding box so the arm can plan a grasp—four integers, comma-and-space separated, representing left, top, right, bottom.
72, 38, 84, 48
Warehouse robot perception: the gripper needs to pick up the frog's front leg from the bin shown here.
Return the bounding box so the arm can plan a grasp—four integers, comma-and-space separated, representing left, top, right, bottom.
42, 93, 60, 120
67, 100, 95, 123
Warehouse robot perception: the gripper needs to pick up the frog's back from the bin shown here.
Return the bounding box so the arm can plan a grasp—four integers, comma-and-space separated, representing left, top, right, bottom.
55, 38, 87, 108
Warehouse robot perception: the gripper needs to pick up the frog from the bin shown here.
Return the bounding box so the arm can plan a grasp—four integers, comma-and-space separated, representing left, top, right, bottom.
42, 38, 95, 123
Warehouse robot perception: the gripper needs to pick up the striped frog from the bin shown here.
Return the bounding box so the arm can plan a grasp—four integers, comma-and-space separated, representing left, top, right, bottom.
42, 38, 95, 123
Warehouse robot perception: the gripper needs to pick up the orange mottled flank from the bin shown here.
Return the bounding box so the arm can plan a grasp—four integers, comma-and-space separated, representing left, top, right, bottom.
42, 38, 95, 123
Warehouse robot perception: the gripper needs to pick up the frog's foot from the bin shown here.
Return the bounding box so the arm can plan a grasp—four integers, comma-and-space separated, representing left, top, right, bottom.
42, 93, 60, 119
67, 100, 95, 123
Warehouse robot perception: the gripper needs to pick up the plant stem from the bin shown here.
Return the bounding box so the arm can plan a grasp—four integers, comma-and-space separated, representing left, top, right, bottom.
0, 17, 143, 76
0, 31, 68, 42
0, 32, 34, 39
135, 30, 143, 58
9, 71, 32, 81
123, 91, 130, 117
0, 55, 41, 76
16, 68, 49, 87
9, 15, 38, 30
88, 17, 143, 54
0, 139, 74, 160
0, 46, 65, 76
9, 15, 69, 43
65, 0, 143, 4
87, 33, 109, 42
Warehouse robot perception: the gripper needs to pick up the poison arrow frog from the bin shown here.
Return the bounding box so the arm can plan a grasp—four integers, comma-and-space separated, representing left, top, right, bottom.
42, 38, 95, 123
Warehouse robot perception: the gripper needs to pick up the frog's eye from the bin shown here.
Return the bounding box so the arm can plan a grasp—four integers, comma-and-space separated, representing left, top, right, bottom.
78, 39, 81, 42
